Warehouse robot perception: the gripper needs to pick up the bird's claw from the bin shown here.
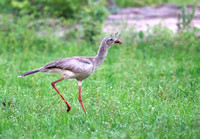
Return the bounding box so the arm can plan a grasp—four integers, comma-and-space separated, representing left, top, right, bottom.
67, 107, 71, 112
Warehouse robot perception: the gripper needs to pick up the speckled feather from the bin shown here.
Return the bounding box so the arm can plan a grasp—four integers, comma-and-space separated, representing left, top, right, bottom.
42, 57, 95, 80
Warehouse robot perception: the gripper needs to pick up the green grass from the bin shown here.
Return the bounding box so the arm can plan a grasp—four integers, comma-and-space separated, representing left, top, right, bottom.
115, 0, 197, 7
0, 17, 200, 138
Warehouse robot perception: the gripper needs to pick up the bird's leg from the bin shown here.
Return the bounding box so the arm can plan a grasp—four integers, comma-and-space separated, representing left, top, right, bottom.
78, 81, 87, 114
51, 77, 71, 112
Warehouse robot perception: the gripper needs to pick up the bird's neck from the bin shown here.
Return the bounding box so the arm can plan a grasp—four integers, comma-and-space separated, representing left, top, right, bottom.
94, 42, 109, 67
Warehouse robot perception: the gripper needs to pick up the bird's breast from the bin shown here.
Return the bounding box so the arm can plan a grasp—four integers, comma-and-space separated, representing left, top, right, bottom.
44, 68, 76, 78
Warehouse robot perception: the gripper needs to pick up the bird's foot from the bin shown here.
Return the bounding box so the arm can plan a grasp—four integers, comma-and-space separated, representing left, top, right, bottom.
67, 107, 71, 112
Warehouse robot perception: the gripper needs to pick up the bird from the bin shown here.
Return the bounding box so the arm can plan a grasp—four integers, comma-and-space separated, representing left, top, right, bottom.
18, 33, 122, 114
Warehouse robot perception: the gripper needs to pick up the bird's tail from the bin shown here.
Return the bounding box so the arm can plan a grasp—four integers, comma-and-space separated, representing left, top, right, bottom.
18, 68, 43, 77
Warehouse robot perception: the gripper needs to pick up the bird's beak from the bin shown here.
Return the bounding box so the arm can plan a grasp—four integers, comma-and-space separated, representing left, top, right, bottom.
114, 40, 122, 44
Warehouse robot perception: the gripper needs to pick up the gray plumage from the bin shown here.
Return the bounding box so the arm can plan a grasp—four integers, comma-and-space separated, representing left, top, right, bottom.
19, 35, 122, 80
18, 33, 122, 114
18, 68, 42, 77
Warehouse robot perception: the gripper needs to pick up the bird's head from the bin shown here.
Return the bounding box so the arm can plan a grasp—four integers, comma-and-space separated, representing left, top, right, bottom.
103, 32, 122, 47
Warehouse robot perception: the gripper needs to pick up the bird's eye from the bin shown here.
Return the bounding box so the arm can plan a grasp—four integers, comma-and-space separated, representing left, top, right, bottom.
109, 38, 113, 42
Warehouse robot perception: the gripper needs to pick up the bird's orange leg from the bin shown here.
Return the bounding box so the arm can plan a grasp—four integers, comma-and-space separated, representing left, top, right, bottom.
78, 84, 87, 114
51, 77, 71, 112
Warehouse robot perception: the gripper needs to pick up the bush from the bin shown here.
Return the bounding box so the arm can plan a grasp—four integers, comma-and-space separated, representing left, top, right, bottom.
80, 1, 109, 42
0, 0, 88, 18
0, 0, 109, 43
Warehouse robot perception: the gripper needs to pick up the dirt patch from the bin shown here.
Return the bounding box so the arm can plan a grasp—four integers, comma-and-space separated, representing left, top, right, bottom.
103, 4, 200, 33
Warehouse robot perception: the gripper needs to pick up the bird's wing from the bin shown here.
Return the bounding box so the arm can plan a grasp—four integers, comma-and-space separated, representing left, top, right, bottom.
44, 57, 93, 73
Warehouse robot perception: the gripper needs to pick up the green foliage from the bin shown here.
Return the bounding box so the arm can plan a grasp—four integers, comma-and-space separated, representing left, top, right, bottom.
0, 16, 200, 138
1, 0, 87, 18
177, 3, 198, 31
115, 0, 197, 7
0, 0, 109, 43
80, 1, 109, 42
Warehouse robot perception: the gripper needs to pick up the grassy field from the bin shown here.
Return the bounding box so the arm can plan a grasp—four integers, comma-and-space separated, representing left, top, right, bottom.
0, 17, 200, 138
115, 0, 198, 7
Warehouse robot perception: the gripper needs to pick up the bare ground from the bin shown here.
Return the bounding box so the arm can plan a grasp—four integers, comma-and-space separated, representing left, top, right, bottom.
103, 4, 200, 33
